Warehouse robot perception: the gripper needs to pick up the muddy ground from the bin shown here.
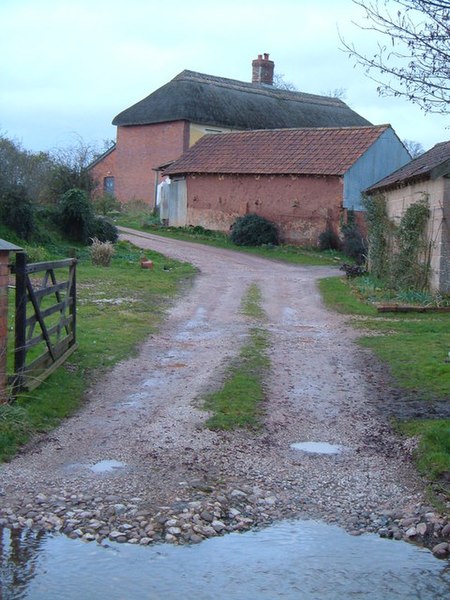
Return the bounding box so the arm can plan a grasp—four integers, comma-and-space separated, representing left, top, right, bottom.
0, 229, 449, 550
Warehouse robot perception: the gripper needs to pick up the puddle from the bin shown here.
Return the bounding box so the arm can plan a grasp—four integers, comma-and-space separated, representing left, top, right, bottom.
118, 392, 149, 407
184, 306, 207, 329
89, 460, 125, 473
175, 329, 221, 342
1, 520, 449, 599
290, 441, 344, 454
142, 377, 160, 388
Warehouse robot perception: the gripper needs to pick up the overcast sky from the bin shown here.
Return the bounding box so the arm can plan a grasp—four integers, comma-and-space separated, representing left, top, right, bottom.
1, 0, 447, 154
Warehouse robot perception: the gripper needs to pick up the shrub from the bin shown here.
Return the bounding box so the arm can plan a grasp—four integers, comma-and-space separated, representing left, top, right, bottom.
23, 245, 49, 263
230, 214, 279, 246
318, 228, 340, 251
0, 185, 35, 240
341, 210, 366, 265
92, 194, 121, 216
90, 215, 119, 243
57, 188, 93, 243
90, 237, 115, 266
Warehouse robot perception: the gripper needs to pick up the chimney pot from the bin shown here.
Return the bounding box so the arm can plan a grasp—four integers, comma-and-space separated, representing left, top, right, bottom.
252, 53, 275, 85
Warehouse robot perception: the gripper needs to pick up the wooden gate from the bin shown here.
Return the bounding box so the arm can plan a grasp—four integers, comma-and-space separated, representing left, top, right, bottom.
10, 252, 77, 393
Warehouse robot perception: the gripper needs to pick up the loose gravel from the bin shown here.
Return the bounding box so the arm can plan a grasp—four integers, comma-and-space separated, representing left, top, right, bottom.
0, 230, 449, 558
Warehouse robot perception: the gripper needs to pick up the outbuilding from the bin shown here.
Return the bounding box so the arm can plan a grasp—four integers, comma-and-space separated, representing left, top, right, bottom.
366, 141, 450, 293
162, 125, 411, 245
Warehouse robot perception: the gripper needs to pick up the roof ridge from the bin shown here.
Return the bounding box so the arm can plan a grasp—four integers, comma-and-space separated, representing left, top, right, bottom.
172, 69, 346, 108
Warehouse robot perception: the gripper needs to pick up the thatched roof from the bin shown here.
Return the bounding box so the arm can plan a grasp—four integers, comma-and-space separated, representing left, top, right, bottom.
113, 70, 371, 130
366, 140, 450, 193
163, 125, 390, 177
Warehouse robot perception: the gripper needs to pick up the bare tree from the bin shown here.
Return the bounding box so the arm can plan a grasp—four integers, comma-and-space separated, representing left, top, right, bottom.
321, 88, 347, 100
273, 73, 298, 91
403, 138, 425, 157
341, 1, 450, 115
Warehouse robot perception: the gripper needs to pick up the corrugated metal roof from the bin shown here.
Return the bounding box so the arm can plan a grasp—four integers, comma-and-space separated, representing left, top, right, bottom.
163, 125, 391, 176
366, 140, 450, 193
113, 70, 371, 130
0, 239, 22, 251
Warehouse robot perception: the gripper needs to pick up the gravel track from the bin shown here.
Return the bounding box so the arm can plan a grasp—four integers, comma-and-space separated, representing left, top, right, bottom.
0, 229, 449, 553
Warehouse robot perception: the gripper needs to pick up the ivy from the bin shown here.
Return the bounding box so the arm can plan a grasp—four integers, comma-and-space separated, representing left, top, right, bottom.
363, 193, 431, 291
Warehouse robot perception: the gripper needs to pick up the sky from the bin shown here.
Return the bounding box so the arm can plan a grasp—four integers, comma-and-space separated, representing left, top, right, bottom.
0, 0, 447, 155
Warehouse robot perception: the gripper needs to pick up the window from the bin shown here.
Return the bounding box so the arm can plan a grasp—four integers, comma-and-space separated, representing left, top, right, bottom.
103, 176, 115, 195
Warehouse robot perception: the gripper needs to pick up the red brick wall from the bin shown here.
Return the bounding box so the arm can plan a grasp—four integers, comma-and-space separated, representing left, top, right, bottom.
185, 173, 345, 245
90, 148, 116, 197
115, 121, 188, 206
89, 120, 189, 207
0, 252, 9, 402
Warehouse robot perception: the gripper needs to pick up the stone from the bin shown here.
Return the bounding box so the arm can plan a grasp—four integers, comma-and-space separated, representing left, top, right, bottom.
166, 526, 181, 535
139, 537, 152, 545
405, 527, 417, 538
441, 523, 450, 538
114, 504, 127, 516
165, 518, 179, 527
230, 490, 247, 498
211, 520, 225, 533
432, 542, 449, 558
416, 522, 428, 536
200, 510, 213, 522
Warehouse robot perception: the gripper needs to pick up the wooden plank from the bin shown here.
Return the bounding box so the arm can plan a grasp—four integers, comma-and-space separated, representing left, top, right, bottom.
26, 276, 56, 361
21, 344, 78, 392
24, 258, 76, 274
377, 305, 450, 313
25, 334, 75, 373
30, 281, 69, 300
25, 316, 74, 349
26, 299, 73, 328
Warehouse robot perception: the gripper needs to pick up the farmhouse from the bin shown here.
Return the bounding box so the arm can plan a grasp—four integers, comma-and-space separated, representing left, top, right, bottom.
366, 141, 450, 293
89, 54, 372, 206
161, 125, 411, 245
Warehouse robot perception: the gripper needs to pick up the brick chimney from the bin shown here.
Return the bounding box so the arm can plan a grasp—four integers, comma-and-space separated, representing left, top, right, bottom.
252, 53, 274, 85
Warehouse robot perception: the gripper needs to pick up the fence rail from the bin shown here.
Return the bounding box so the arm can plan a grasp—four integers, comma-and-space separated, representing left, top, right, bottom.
10, 252, 77, 393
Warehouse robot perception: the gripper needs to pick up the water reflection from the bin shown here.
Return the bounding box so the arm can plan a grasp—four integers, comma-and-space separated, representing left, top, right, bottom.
1, 520, 450, 599
0, 527, 46, 597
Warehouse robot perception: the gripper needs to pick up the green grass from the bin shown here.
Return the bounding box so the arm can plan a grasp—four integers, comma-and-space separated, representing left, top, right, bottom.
203, 284, 270, 430
116, 215, 344, 267
320, 274, 450, 490
319, 276, 377, 316
398, 419, 450, 481
1, 239, 196, 460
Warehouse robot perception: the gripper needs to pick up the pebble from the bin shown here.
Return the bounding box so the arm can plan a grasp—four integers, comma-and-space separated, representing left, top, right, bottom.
0, 486, 449, 556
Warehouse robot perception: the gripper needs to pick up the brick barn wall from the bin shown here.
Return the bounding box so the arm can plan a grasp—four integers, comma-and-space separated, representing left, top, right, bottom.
115, 121, 188, 206
185, 173, 345, 245
90, 148, 116, 198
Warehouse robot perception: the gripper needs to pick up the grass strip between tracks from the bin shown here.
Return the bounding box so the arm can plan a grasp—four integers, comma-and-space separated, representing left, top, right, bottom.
203, 283, 270, 430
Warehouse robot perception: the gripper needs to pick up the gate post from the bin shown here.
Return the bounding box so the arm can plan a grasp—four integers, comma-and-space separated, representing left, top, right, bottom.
0, 240, 22, 403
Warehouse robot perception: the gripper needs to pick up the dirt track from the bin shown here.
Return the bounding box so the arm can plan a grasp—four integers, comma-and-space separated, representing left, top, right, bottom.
1, 228, 442, 546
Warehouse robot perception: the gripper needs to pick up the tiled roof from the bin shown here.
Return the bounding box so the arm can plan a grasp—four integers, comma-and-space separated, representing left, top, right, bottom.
113, 70, 371, 130
367, 140, 450, 192
163, 125, 391, 176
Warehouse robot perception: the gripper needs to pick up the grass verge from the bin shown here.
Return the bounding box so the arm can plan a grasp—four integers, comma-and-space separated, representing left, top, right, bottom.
0, 240, 196, 461
203, 283, 270, 430
320, 275, 450, 491
117, 217, 344, 267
